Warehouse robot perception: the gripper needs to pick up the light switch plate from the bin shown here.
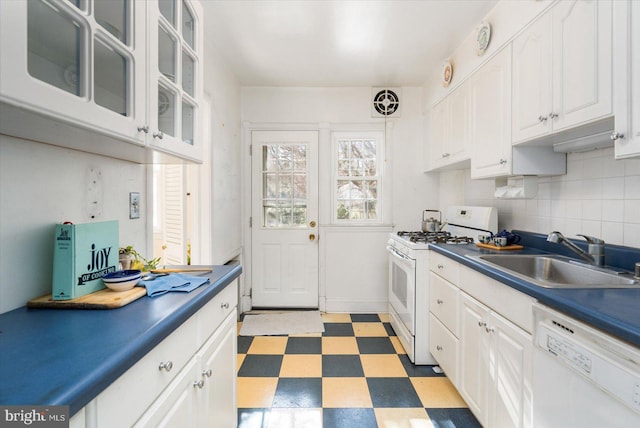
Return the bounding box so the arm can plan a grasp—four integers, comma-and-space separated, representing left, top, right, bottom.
129, 192, 140, 219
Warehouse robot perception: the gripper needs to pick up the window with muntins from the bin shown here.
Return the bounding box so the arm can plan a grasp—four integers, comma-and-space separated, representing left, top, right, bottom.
333, 132, 383, 223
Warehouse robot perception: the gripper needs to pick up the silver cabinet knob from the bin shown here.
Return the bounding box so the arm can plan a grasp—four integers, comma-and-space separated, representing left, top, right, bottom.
436, 299, 444, 305
153, 131, 164, 139
158, 361, 173, 372
610, 131, 624, 141
437, 264, 444, 269
485, 326, 495, 334
538, 115, 548, 123
499, 158, 507, 165
137, 125, 149, 133
442, 153, 451, 158
193, 379, 205, 389
436, 345, 443, 351
221, 302, 230, 309
549, 112, 558, 119
202, 369, 212, 378
478, 321, 487, 328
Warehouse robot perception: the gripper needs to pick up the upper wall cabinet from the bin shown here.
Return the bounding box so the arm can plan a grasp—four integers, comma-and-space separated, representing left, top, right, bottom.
470, 46, 565, 180
512, 0, 613, 145
0, 0, 203, 164
428, 80, 471, 171
614, 0, 640, 159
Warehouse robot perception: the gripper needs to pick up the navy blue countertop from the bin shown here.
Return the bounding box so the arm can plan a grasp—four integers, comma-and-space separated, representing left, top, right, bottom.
430, 232, 640, 347
0, 264, 242, 415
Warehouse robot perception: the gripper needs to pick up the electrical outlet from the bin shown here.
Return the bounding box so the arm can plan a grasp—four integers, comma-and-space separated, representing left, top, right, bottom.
129, 192, 140, 219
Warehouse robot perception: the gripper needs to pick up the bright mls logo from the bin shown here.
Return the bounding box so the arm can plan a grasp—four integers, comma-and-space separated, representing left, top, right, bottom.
1, 406, 68, 427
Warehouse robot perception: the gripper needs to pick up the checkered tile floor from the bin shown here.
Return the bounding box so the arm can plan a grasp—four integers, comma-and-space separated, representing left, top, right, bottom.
237, 312, 481, 428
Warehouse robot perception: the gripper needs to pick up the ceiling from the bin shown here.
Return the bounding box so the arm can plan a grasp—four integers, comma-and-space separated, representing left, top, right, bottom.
201, 0, 498, 87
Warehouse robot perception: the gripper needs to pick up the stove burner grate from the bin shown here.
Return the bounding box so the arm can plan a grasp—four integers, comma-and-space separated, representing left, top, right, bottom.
396, 231, 474, 244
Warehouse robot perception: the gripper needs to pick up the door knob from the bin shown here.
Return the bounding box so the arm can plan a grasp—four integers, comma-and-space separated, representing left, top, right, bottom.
309, 221, 316, 228
309, 234, 316, 241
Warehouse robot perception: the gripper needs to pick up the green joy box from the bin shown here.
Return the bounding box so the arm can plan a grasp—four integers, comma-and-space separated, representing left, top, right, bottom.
52, 220, 119, 300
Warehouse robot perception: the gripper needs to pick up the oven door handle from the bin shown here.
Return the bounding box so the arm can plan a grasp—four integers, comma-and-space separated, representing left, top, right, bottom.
386, 246, 414, 263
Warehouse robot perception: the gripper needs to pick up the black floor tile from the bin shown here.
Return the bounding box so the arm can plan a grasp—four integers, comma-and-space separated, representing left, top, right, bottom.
399, 355, 446, 377
238, 355, 283, 377
322, 355, 364, 377
367, 378, 423, 408
356, 337, 396, 354
383, 322, 396, 336
426, 408, 482, 428
272, 378, 322, 408
350, 314, 381, 322
285, 337, 322, 354
323, 408, 377, 428
238, 336, 254, 354
323, 322, 355, 336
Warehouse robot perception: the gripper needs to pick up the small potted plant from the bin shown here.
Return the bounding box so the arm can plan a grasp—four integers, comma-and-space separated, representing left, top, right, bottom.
119, 246, 161, 271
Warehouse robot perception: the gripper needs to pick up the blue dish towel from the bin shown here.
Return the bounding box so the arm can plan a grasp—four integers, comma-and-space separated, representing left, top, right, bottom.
138, 274, 210, 297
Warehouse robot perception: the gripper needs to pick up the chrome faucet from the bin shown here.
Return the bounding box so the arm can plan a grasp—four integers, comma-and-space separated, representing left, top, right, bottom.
547, 231, 605, 267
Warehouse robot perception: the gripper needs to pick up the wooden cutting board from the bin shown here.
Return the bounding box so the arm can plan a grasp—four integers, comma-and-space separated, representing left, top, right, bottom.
28, 286, 146, 309
476, 243, 524, 251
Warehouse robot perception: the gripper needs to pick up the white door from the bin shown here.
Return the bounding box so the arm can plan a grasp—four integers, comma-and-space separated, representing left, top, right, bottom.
251, 130, 319, 308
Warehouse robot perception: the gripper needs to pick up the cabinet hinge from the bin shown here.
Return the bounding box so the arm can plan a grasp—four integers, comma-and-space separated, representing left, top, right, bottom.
249, 144, 252, 156
249, 217, 252, 228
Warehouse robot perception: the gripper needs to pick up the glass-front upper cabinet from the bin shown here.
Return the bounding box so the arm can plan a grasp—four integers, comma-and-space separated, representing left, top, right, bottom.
148, 0, 203, 162
0, 0, 147, 151
0, 0, 203, 163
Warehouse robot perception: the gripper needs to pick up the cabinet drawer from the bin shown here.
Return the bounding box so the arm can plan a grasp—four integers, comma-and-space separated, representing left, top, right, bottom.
197, 279, 238, 343
95, 314, 199, 427
459, 264, 535, 333
430, 252, 459, 285
429, 313, 459, 386
429, 272, 460, 336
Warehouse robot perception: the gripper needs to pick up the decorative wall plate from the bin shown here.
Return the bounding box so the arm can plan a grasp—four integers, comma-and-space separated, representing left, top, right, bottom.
442, 60, 453, 88
476, 21, 491, 56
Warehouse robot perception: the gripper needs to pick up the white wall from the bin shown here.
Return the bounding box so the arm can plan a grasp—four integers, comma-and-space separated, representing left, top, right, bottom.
0, 136, 147, 313
241, 86, 438, 312
200, 39, 243, 265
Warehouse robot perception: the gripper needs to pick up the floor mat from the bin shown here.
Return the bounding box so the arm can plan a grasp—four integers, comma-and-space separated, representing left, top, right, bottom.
239, 311, 325, 336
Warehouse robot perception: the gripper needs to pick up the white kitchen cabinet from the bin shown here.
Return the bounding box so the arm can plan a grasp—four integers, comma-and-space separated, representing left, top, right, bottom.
429, 271, 460, 385
512, 0, 613, 145
614, 0, 640, 159
73, 280, 238, 428
135, 311, 237, 428
428, 81, 471, 171
471, 46, 566, 179
459, 292, 533, 428
470, 47, 512, 178
0, 0, 203, 164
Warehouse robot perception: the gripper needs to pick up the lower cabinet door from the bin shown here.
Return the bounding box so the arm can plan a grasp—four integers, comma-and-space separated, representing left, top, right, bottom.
133, 358, 200, 428
199, 311, 238, 428
429, 313, 459, 386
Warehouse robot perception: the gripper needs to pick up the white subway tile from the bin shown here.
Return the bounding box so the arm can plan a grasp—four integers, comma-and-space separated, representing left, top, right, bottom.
581, 220, 602, 238
566, 200, 583, 219
601, 177, 625, 200
581, 178, 602, 200
624, 175, 640, 199
624, 200, 640, 223
602, 200, 624, 222
601, 222, 624, 245
623, 223, 640, 248
582, 200, 602, 221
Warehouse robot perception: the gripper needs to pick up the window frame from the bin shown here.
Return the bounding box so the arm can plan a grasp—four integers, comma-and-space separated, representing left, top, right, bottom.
331, 131, 385, 225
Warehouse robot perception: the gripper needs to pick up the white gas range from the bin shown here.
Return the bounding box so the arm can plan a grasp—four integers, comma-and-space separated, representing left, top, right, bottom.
387, 206, 497, 364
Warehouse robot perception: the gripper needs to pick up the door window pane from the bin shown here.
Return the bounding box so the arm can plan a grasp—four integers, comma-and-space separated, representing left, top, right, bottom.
158, 26, 176, 82
182, 1, 195, 49
158, 86, 175, 136
262, 144, 308, 228
158, 0, 176, 27
95, 0, 128, 44
94, 39, 127, 115
181, 101, 194, 145
181, 51, 195, 96
28, 0, 82, 96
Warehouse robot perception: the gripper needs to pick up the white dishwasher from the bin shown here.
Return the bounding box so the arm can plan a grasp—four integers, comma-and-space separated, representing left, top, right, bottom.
532, 303, 640, 427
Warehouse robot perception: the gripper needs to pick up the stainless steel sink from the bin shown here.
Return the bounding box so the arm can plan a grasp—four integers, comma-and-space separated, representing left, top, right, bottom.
467, 254, 639, 288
